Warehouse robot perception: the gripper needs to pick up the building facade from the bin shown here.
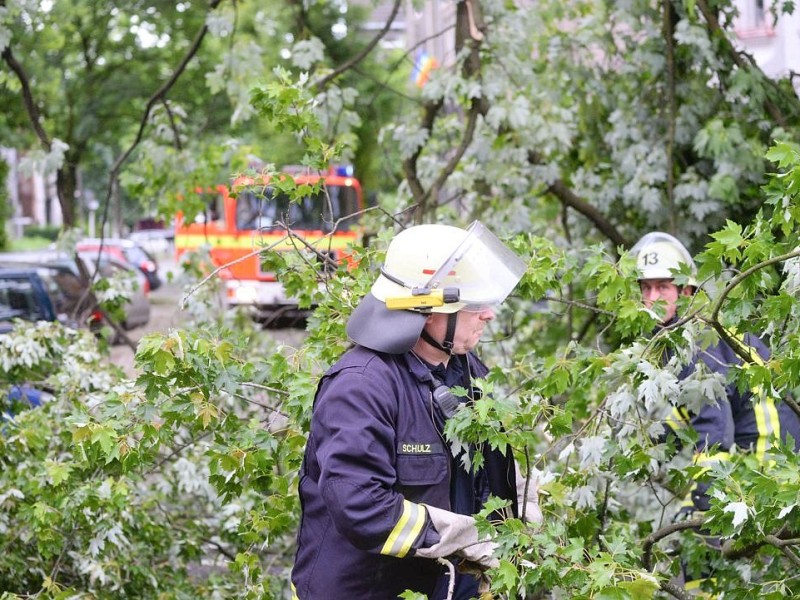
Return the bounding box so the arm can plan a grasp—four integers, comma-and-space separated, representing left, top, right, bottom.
1, 147, 62, 239
734, 0, 800, 85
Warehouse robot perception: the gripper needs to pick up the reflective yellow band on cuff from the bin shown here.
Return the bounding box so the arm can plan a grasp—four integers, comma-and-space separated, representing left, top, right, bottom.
694, 452, 731, 478
684, 576, 717, 593
666, 406, 691, 431
694, 451, 730, 468
381, 500, 427, 558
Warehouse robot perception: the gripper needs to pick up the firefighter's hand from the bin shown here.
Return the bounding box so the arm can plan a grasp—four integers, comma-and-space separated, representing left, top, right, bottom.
515, 461, 543, 525
456, 537, 499, 570
415, 505, 499, 570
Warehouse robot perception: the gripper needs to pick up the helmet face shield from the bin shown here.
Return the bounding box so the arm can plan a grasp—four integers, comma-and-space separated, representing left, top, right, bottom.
346, 221, 526, 353
372, 221, 527, 313
460, 302, 498, 313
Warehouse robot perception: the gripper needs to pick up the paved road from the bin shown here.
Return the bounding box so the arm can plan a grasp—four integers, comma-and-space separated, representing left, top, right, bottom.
108, 255, 307, 377
109, 256, 186, 377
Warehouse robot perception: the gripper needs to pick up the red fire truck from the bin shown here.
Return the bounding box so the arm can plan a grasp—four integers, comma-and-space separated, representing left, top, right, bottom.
175, 166, 364, 321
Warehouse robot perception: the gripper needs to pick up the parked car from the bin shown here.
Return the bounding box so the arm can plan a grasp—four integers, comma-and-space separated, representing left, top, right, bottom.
0, 250, 150, 331
129, 228, 174, 256
0, 268, 57, 333
77, 238, 162, 291
0, 270, 57, 419
5, 384, 52, 410
84, 253, 151, 330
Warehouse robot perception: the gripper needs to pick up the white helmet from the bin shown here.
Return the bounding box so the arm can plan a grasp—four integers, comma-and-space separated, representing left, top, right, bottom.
630, 231, 697, 287
346, 221, 527, 353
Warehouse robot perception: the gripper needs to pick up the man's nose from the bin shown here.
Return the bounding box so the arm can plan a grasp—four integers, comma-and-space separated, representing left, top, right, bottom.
642, 288, 660, 302
479, 307, 495, 320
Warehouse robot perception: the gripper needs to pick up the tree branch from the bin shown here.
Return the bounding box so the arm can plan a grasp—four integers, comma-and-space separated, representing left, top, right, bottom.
663, 0, 677, 233
402, 98, 445, 220
1, 46, 52, 150
695, 0, 788, 127
642, 517, 706, 571
707, 248, 800, 363
312, 0, 403, 90
660, 579, 694, 600
783, 394, 800, 420
401, 0, 487, 224
543, 175, 629, 250
423, 97, 483, 219
99, 0, 227, 236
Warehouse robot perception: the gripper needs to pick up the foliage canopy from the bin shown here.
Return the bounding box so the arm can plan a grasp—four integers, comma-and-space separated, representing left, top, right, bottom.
3, 0, 800, 598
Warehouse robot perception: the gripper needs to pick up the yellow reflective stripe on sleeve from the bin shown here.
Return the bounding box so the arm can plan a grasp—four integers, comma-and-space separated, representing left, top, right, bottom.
730, 332, 781, 462
291, 583, 299, 600
380, 500, 427, 558
752, 385, 780, 462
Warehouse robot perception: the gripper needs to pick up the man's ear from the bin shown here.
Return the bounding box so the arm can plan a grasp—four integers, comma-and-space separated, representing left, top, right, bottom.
680, 286, 695, 297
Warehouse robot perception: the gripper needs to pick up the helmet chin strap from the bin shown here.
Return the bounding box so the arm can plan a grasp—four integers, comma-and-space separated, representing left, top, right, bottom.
420, 312, 458, 356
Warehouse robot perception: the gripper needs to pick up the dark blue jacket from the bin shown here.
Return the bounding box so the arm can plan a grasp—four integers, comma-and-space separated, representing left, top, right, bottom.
695, 334, 800, 454
666, 328, 800, 509
291, 346, 516, 599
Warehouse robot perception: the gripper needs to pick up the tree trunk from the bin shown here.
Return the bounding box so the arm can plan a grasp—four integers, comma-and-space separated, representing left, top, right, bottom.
56, 162, 78, 228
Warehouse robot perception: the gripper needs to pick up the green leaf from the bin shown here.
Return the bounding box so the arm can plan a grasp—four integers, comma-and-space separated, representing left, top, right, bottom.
44, 460, 72, 487
618, 574, 659, 598
710, 220, 744, 252
91, 425, 117, 455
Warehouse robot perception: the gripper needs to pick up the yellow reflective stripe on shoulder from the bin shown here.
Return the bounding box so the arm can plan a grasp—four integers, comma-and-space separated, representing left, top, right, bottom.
380, 500, 427, 558
291, 582, 299, 600
726, 326, 761, 364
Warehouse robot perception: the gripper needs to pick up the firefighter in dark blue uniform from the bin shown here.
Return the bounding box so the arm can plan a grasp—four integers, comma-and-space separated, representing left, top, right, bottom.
631, 232, 800, 592
291, 222, 541, 600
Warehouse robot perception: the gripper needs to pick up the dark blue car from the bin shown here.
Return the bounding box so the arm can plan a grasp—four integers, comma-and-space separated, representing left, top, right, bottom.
0, 268, 57, 332
1, 268, 57, 417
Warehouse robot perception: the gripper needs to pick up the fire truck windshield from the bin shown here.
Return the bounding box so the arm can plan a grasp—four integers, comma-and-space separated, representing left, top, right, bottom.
235, 185, 360, 232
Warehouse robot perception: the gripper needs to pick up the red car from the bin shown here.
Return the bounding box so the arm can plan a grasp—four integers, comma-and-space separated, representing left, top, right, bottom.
77, 238, 162, 291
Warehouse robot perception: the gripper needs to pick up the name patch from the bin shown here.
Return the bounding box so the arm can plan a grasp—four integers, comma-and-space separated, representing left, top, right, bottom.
399, 442, 442, 455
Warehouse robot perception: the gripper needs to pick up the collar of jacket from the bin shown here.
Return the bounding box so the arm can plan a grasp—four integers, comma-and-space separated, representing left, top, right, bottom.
404, 351, 438, 387
652, 314, 681, 336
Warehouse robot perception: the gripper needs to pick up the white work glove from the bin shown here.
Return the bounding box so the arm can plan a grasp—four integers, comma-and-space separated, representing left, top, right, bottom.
414, 504, 499, 570
515, 461, 543, 525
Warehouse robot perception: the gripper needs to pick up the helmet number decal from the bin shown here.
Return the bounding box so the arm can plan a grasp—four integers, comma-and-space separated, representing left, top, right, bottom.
642, 252, 659, 265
